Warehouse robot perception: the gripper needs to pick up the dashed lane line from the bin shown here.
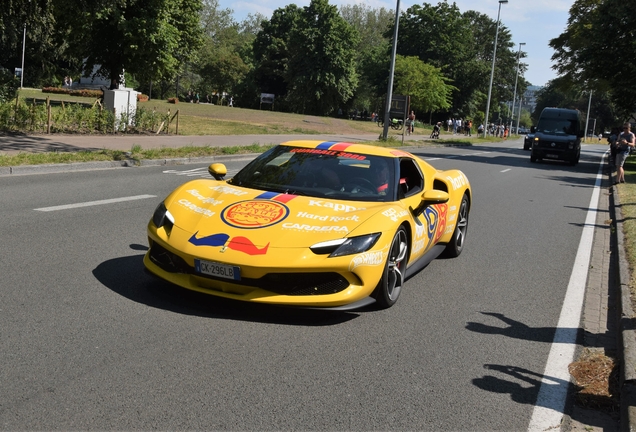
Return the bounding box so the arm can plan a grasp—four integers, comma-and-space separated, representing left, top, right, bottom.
34, 194, 157, 212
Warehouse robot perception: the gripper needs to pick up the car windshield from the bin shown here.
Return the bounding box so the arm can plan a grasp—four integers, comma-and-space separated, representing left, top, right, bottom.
228, 145, 397, 202
536, 118, 578, 135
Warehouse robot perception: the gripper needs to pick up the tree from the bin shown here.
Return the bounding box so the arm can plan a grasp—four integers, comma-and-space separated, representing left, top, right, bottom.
549, 0, 636, 119
1, 0, 80, 87
393, 55, 456, 116
340, 3, 393, 114
284, 0, 359, 115
252, 4, 301, 109
196, 0, 254, 103
54, 0, 204, 88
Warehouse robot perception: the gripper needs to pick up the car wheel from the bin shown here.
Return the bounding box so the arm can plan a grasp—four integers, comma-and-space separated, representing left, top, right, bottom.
443, 193, 469, 258
530, 152, 537, 163
373, 227, 408, 309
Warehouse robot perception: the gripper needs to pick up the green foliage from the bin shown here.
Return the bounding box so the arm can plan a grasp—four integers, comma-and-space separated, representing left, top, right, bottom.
0, 68, 18, 103
285, 0, 359, 115
550, 0, 636, 119
252, 4, 301, 106
54, 0, 204, 85
393, 55, 456, 115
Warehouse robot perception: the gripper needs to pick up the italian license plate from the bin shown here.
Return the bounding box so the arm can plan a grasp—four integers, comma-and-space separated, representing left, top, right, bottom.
195, 259, 241, 281
546, 154, 559, 159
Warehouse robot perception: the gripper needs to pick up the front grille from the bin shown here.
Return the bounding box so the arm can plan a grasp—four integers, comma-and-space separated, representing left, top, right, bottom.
148, 243, 350, 296
258, 273, 349, 295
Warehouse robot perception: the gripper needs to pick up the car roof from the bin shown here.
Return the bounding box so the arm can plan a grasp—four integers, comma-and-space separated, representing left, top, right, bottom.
279, 140, 414, 159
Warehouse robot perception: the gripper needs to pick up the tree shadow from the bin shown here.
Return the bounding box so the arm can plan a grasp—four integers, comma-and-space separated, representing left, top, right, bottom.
465, 312, 584, 345
91, 244, 360, 326
0, 132, 102, 154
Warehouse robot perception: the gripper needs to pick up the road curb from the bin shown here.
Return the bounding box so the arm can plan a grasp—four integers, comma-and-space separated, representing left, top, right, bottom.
610, 172, 636, 431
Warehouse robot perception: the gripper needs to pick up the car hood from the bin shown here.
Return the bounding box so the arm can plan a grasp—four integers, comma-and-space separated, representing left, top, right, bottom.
163, 180, 392, 248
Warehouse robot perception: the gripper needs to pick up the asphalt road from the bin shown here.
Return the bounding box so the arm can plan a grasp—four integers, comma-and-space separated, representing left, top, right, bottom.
0, 139, 608, 430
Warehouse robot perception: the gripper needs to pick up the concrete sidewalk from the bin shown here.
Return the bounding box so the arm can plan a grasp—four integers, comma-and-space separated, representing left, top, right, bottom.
0, 132, 434, 155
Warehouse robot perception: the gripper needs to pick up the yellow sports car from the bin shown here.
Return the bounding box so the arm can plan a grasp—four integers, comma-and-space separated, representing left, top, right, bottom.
144, 140, 471, 310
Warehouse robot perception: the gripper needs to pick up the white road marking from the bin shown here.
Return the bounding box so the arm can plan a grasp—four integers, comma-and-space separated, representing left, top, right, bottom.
34, 194, 157, 212
501, 169, 511, 173
527, 152, 607, 431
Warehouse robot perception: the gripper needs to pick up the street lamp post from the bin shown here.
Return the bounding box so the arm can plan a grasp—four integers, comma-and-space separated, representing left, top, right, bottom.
20, 23, 26, 89
510, 42, 525, 134
382, 0, 401, 140
584, 90, 593, 142
484, 0, 508, 136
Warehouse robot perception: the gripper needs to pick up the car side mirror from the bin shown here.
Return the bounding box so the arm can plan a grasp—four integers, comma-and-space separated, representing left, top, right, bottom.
208, 163, 227, 180
412, 190, 450, 217
530, 126, 536, 133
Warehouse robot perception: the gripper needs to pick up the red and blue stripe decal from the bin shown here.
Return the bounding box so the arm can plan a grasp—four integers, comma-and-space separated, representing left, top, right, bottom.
316, 142, 354, 151
254, 191, 297, 203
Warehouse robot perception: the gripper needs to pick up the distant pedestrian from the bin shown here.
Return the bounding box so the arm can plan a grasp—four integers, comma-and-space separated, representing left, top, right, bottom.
616, 123, 635, 183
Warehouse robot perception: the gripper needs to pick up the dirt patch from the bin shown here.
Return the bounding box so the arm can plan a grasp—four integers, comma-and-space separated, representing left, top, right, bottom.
569, 348, 620, 412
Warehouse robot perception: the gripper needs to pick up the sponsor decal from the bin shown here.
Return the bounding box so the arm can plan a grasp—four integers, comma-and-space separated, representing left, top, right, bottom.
444, 225, 455, 235
282, 223, 348, 233
390, 150, 413, 158
447, 173, 468, 190
382, 207, 409, 222
208, 185, 249, 196
413, 204, 448, 252
188, 232, 269, 255
186, 189, 224, 206
221, 200, 289, 229
296, 211, 361, 223
254, 191, 297, 203
308, 200, 365, 213
433, 204, 447, 243
413, 239, 426, 254
349, 249, 385, 271
291, 146, 367, 160
178, 199, 215, 217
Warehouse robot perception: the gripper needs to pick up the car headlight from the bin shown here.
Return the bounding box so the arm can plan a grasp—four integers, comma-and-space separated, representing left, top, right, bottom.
152, 202, 175, 229
310, 233, 381, 257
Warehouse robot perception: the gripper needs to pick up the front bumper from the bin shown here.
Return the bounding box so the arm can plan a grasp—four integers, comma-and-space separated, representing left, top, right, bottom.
144, 225, 386, 308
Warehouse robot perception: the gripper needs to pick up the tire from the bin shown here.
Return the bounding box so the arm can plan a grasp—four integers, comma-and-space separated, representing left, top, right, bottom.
373, 227, 408, 309
530, 152, 537, 163
443, 194, 469, 258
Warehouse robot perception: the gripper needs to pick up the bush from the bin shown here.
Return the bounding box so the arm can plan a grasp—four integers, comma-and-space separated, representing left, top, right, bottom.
42, 87, 103, 99
137, 94, 149, 102
0, 69, 19, 103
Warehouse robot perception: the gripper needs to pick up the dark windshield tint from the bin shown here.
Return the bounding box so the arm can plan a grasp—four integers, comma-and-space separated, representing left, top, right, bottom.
229, 145, 397, 202
537, 117, 579, 135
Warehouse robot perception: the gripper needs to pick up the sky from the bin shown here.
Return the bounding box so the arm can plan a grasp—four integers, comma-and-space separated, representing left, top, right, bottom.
218, 0, 575, 88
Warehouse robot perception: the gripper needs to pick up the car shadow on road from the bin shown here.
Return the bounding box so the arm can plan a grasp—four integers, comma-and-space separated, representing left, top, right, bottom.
0, 132, 103, 154
92, 247, 360, 326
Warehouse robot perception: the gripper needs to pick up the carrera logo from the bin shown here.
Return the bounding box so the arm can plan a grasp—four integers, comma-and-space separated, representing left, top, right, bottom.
221, 200, 289, 229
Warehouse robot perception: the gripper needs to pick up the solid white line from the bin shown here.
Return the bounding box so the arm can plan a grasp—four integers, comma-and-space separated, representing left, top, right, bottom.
527, 152, 606, 431
501, 169, 511, 173
34, 194, 157, 212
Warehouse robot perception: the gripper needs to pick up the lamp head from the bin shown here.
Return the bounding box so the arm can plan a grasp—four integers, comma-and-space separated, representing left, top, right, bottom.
499, 0, 508, 3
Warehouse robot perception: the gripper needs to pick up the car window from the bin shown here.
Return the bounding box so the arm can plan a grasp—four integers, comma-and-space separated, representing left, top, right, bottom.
229, 145, 397, 202
537, 118, 578, 135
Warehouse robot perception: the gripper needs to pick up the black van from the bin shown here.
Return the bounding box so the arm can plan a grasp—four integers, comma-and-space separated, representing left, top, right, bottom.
529, 108, 584, 165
